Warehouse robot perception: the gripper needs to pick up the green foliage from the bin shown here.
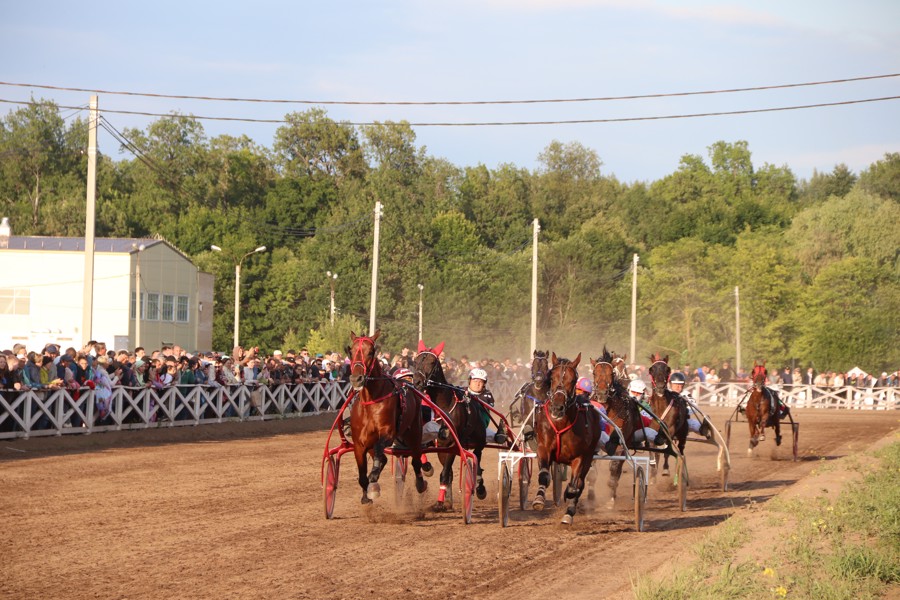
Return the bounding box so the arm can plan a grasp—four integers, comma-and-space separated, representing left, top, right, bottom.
306, 313, 367, 357
2, 100, 897, 369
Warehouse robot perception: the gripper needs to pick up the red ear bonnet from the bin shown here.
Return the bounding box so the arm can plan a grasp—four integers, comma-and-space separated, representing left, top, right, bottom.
433, 342, 445, 356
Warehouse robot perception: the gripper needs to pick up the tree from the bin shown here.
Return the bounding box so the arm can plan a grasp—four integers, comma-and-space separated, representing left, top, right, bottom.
799, 164, 857, 205
273, 108, 367, 183
857, 152, 900, 202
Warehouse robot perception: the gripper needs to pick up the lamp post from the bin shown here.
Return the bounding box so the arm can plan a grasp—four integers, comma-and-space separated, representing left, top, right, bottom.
417, 283, 424, 342
326, 271, 338, 325
211, 244, 266, 348
132, 243, 145, 349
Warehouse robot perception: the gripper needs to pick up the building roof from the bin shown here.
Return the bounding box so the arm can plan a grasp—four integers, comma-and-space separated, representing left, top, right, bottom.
3, 236, 200, 267
5, 236, 163, 253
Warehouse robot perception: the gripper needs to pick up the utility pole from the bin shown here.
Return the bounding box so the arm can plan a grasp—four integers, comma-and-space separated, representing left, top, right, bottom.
82, 95, 98, 346
369, 201, 383, 336
133, 244, 145, 348
530, 218, 540, 353
735, 286, 741, 375
327, 271, 338, 325
630, 253, 639, 364
417, 283, 424, 342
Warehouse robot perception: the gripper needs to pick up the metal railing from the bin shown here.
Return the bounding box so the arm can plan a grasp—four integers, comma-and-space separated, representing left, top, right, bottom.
1, 380, 895, 440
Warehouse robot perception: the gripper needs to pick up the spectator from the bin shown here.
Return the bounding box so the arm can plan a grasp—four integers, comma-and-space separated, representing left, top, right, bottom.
93, 355, 114, 423
719, 360, 736, 382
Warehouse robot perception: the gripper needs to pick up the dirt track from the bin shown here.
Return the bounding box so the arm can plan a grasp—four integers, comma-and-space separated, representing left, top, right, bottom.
2, 407, 898, 600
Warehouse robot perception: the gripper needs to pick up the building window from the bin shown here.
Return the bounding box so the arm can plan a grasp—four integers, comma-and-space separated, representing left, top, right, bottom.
0, 288, 30, 315
147, 293, 160, 321
131, 292, 145, 320
162, 294, 174, 321
176, 295, 189, 323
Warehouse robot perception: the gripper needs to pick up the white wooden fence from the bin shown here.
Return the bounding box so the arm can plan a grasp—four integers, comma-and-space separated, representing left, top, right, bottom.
1, 380, 895, 440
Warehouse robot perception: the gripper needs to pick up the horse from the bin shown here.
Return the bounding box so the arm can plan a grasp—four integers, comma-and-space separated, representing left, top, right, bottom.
647, 353, 689, 477
532, 352, 601, 525
413, 340, 489, 510
346, 330, 427, 504
745, 360, 783, 454
590, 347, 646, 505
511, 349, 551, 427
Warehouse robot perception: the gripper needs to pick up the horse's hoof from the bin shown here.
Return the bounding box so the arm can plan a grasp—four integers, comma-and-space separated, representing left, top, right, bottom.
759, 434, 766, 442
606, 497, 616, 509
367, 482, 381, 500
662, 468, 670, 477
775, 435, 782, 446
361, 495, 373, 505
588, 489, 596, 502
438, 426, 450, 441
432, 501, 449, 512
747, 448, 753, 456
532, 497, 545, 511
561, 514, 573, 525
421, 462, 434, 477
416, 478, 428, 494
476, 484, 487, 500
493, 432, 507, 444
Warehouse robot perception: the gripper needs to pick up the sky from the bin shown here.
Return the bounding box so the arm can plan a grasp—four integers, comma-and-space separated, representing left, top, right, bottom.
2, 0, 899, 183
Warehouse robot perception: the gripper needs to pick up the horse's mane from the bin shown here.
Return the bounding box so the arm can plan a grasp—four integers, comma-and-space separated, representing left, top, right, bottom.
534, 349, 548, 359
599, 346, 613, 363
649, 352, 667, 363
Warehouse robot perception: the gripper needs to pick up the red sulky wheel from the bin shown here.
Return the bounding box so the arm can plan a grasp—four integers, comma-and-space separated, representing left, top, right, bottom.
324, 455, 339, 519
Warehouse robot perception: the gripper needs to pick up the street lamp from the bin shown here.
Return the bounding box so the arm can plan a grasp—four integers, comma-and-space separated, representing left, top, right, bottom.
326, 271, 338, 325
132, 243, 145, 349
417, 283, 424, 342
211, 244, 266, 348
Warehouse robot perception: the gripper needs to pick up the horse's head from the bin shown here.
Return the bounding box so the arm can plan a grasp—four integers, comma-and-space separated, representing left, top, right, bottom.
751, 360, 767, 389
590, 347, 617, 402
347, 329, 381, 391
412, 339, 445, 391
531, 349, 550, 389
548, 352, 581, 419
648, 353, 671, 395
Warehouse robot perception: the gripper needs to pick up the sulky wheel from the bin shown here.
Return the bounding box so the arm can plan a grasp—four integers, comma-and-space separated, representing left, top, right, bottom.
634, 465, 647, 532
462, 456, 476, 524
676, 456, 688, 512
499, 462, 512, 527
518, 457, 532, 511
720, 461, 729, 492
724, 419, 732, 450
792, 422, 800, 461
393, 456, 408, 505
324, 455, 339, 519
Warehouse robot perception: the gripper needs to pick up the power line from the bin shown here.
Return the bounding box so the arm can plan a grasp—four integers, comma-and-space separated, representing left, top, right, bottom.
0, 73, 897, 105
1, 95, 897, 127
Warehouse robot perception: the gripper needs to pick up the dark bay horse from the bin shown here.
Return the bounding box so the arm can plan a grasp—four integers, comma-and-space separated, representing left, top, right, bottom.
511, 350, 551, 426
413, 340, 489, 509
532, 352, 601, 524
590, 348, 645, 504
647, 354, 689, 477
347, 330, 427, 504
746, 360, 782, 454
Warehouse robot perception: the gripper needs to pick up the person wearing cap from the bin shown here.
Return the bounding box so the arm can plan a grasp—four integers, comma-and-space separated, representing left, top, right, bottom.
466, 368, 506, 444
626, 378, 662, 446
392, 367, 436, 477
668, 372, 712, 439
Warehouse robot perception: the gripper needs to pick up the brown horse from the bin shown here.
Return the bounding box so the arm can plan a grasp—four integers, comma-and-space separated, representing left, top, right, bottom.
532, 352, 601, 524
590, 347, 646, 504
346, 330, 427, 504
413, 340, 489, 509
647, 354, 689, 477
746, 360, 783, 453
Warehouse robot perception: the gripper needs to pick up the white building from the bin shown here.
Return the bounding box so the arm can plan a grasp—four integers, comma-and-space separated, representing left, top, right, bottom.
0, 219, 214, 352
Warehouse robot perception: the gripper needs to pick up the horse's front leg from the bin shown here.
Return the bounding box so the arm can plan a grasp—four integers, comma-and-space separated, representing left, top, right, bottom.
532, 453, 552, 511
434, 452, 456, 511
774, 417, 782, 447
355, 445, 371, 505
474, 446, 487, 500
366, 439, 389, 500
562, 456, 591, 525
607, 452, 624, 507
410, 452, 428, 495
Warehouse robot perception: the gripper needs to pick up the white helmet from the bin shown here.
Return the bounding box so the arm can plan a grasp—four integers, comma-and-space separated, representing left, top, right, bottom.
628, 379, 647, 395
469, 368, 488, 381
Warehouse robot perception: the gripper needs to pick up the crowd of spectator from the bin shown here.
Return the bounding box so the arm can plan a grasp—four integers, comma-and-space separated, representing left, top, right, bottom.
1, 340, 897, 432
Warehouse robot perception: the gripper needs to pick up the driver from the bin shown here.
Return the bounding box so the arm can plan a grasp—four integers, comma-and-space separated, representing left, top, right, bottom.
627, 378, 661, 446
668, 372, 712, 440
395, 367, 436, 478
467, 368, 506, 444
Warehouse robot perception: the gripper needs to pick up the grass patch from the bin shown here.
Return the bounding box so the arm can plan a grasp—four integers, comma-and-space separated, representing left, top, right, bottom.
632, 440, 900, 600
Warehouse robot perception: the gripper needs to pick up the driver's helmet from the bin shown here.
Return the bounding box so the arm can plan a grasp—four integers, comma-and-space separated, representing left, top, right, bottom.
576, 376, 593, 394
669, 372, 687, 386
469, 368, 488, 381
393, 368, 414, 381
627, 379, 647, 396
